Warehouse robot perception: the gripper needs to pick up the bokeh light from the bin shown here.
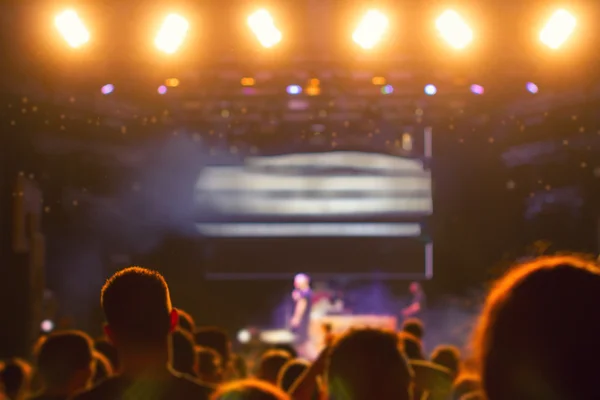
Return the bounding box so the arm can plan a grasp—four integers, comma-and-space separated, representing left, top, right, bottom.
381, 84, 394, 95
40, 319, 55, 333
353, 10, 389, 49
237, 329, 251, 343
540, 9, 577, 49
241, 77, 255, 86
287, 85, 302, 95
54, 10, 90, 48
526, 82, 539, 94
165, 78, 180, 87
247, 10, 282, 48
155, 14, 189, 54
424, 84, 437, 96
470, 84, 484, 95
158, 85, 168, 95
101, 84, 114, 95
436, 10, 473, 49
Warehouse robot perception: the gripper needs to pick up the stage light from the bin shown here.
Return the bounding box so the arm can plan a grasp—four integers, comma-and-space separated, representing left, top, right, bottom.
158, 85, 168, 95
165, 78, 180, 87
353, 10, 389, 49
54, 10, 90, 48
155, 14, 189, 54
381, 84, 394, 95
237, 329, 251, 344
372, 76, 386, 85
241, 77, 255, 86
101, 84, 114, 95
436, 10, 473, 49
424, 84, 437, 95
287, 85, 302, 95
526, 82, 538, 94
470, 84, 484, 95
306, 86, 321, 96
247, 9, 282, 48
540, 9, 576, 49
40, 319, 54, 333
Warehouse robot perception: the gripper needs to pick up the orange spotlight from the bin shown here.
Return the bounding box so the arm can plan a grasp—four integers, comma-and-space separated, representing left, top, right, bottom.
155, 14, 189, 54
55, 10, 90, 48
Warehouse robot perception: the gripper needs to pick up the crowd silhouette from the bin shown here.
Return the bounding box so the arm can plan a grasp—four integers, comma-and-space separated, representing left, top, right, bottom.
1, 255, 599, 400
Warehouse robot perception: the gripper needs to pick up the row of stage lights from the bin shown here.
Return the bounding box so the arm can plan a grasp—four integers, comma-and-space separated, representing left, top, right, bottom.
98, 79, 541, 96
55, 8, 577, 53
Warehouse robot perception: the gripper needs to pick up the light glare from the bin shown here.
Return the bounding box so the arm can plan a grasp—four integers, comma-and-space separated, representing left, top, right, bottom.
287, 85, 302, 95
540, 9, 577, 49
470, 84, 484, 95
424, 84, 437, 95
436, 10, 473, 49
101, 84, 114, 95
155, 14, 189, 54
55, 10, 90, 48
247, 10, 282, 48
526, 82, 539, 94
353, 10, 389, 49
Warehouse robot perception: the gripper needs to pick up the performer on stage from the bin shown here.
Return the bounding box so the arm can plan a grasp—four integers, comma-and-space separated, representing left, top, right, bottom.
290, 273, 312, 348
402, 282, 426, 319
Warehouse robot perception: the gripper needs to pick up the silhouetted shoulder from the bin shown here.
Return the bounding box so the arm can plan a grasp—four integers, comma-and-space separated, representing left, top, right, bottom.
70, 372, 214, 400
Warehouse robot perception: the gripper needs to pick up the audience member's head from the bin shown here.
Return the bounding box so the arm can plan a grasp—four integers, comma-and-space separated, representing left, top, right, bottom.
231, 353, 248, 380
431, 345, 461, 378
326, 328, 413, 400
401, 318, 424, 340
196, 346, 223, 384
452, 375, 481, 400
176, 308, 196, 333
271, 344, 297, 359
399, 332, 424, 360
473, 255, 600, 399
277, 359, 309, 392
170, 328, 198, 376
211, 379, 289, 400
94, 338, 119, 372
257, 350, 292, 385
0, 359, 32, 400
101, 267, 177, 350
34, 331, 94, 397
460, 391, 485, 400
194, 327, 232, 368
92, 350, 113, 384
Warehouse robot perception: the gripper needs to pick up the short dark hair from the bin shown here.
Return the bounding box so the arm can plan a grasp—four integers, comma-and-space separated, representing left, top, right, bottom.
194, 327, 231, 365
400, 332, 424, 360
35, 330, 93, 388
401, 318, 424, 340
92, 350, 113, 384
473, 255, 600, 399
94, 338, 119, 371
101, 267, 172, 343
327, 328, 413, 400
277, 359, 309, 391
257, 350, 292, 385
211, 379, 289, 400
431, 345, 461, 376
170, 328, 197, 376
0, 358, 32, 399
197, 347, 222, 377
176, 308, 196, 333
